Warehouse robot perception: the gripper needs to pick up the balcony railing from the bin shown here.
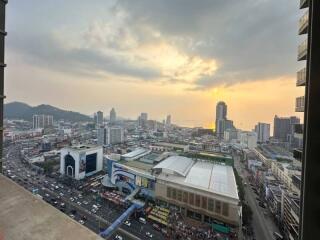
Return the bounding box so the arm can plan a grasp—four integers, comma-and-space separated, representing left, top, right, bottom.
298, 39, 308, 61
299, 11, 308, 35
296, 96, 305, 112
296, 67, 306, 86
300, 0, 308, 9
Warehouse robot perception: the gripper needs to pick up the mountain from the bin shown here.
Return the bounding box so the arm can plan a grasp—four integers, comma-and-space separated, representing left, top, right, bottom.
4, 102, 92, 122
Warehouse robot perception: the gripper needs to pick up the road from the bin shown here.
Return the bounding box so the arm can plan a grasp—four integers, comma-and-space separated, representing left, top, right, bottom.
233, 153, 279, 240
3, 143, 163, 240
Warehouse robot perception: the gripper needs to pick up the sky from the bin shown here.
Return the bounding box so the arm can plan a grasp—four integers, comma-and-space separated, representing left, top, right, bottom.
5, 0, 305, 129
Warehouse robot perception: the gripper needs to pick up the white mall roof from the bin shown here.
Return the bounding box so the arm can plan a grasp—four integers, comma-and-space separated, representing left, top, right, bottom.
154, 157, 239, 200
153, 156, 194, 177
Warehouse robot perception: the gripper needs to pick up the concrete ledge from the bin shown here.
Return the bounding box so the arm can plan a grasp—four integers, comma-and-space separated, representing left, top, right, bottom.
0, 174, 103, 240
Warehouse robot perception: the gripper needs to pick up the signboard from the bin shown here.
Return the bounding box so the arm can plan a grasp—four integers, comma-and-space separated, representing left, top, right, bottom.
79, 152, 86, 173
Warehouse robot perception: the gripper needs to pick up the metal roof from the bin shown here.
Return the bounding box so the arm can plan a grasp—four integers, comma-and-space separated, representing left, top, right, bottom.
153, 156, 194, 177
155, 157, 239, 200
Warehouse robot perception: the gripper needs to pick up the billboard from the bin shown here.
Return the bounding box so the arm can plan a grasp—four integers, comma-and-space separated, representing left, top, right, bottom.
79, 152, 86, 173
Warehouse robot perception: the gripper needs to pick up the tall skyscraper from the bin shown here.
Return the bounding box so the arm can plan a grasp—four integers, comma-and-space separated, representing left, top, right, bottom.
215, 101, 234, 139
33, 115, 53, 129
255, 122, 270, 143
96, 111, 103, 125
166, 115, 171, 125
110, 108, 116, 124
273, 115, 300, 143
138, 112, 148, 127
97, 126, 124, 145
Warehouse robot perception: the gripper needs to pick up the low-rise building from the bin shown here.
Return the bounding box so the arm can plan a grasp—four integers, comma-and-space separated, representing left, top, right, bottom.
153, 156, 241, 227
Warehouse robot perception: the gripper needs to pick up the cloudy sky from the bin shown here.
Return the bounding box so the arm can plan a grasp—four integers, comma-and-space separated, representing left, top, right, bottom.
6, 0, 304, 129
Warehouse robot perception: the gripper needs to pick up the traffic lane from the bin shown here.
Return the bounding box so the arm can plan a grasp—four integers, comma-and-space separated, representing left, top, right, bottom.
4, 145, 162, 240
234, 154, 276, 240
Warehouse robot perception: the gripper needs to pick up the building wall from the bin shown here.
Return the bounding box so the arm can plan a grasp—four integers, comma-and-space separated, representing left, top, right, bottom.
155, 179, 241, 226
60, 146, 103, 180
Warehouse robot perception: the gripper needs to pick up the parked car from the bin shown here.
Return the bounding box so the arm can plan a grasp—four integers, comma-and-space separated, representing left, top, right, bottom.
146, 232, 153, 238
124, 220, 131, 227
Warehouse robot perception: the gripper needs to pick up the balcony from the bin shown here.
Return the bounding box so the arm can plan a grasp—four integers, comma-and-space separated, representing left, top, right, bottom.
298, 39, 308, 61
299, 11, 308, 35
296, 96, 305, 112
300, 0, 309, 9
296, 67, 306, 86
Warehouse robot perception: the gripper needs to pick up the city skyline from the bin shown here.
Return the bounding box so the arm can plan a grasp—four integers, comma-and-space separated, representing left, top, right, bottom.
5, 0, 303, 129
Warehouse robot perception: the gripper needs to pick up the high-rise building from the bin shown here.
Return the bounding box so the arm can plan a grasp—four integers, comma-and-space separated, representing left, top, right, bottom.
273, 115, 300, 143
97, 126, 124, 145
255, 122, 270, 143
110, 108, 116, 124
215, 101, 234, 139
32, 114, 53, 129
239, 131, 257, 150
107, 127, 124, 145
97, 126, 106, 146
166, 114, 171, 125
96, 111, 103, 125
138, 112, 148, 127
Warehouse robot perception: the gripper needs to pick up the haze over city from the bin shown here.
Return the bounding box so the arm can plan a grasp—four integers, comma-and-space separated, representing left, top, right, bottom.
5, 0, 303, 129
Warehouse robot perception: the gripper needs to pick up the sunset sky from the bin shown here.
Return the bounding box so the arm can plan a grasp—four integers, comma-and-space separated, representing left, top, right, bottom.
5, 0, 304, 130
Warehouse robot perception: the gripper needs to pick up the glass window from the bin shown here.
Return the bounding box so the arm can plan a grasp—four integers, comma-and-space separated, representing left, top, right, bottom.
189, 193, 194, 205
172, 188, 177, 200
177, 190, 182, 202
202, 196, 207, 210
215, 200, 221, 214
167, 187, 171, 198
195, 195, 201, 207
208, 198, 214, 212
222, 202, 229, 216
183, 191, 188, 203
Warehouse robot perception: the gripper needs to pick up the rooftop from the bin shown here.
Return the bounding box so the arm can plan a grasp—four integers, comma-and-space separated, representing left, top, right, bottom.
121, 147, 151, 160
66, 144, 102, 152
153, 155, 194, 177
0, 174, 102, 240
154, 156, 239, 200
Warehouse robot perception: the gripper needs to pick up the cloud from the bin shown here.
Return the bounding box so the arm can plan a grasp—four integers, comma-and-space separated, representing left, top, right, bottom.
7, 0, 300, 90
115, 0, 300, 88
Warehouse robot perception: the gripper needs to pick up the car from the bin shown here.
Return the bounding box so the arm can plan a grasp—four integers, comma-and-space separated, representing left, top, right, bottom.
77, 201, 82, 205
78, 220, 85, 225
45, 193, 50, 197
139, 217, 146, 224
83, 201, 89, 205
69, 214, 75, 219
70, 197, 74, 202
146, 232, 153, 238
59, 193, 64, 196
152, 223, 160, 231
124, 220, 131, 227
114, 235, 123, 240
91, 208, 97, 213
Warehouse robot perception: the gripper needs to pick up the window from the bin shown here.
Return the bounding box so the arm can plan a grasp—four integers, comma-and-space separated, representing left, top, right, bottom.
183, 191, 188, 203
195, 195, 201, 207
222, 202, 229, 216
189, 193, 194, 205
172, 188, 177, 200
167, 187, 171, 198
208, 199, 214, 212
201, 196, 207, 210
215, 200, 221, 214
177, 190, 182, 202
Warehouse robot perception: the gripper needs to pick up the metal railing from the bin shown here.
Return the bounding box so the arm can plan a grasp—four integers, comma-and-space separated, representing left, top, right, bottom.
298, 39, 308, 60
299, 11, 309, 34
296, 67, 306, 86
